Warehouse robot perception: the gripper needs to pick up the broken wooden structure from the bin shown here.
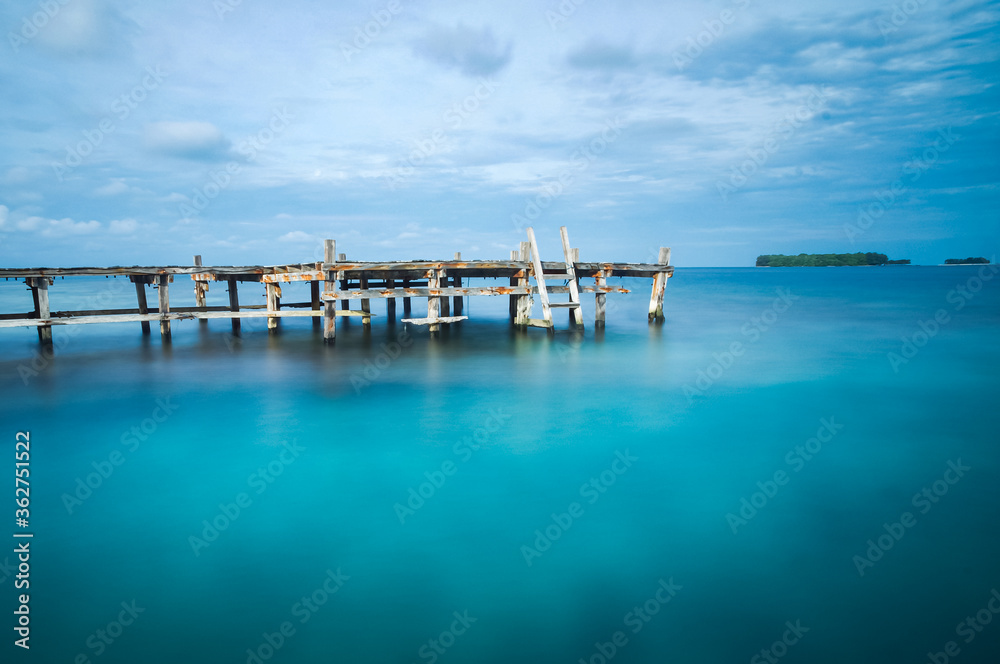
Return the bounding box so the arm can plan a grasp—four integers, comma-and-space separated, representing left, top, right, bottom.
0, 227, 673, 348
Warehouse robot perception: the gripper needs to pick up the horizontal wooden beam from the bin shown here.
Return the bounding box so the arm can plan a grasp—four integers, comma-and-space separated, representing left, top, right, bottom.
401, 316, 468, 325
0, 309, 378, 329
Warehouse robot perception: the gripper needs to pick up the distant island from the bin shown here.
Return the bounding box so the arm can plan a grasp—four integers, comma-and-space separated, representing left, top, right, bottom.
944, 257, 990, 265
756, 253, 909, 267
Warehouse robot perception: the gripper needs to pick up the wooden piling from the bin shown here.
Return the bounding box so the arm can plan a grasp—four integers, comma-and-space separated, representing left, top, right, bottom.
266, 282, 279, 332
29, 278, 52, 345
193, 256, 208, 324
402, 278, 411, 315
323, 240, 337, 343
440, 268, 450, 318
157, 274, 171, 340
386, 278, 396, 323
427, 269, 441, 334
453, 252, 463, 316
595, 268, 608, 328
360, 276, 371, 328
509, 249, 518, 323
648, 247, 671, 323
132, 276, 151, 335
338, 253, 349, 313
227, 277, 240, 335
310, 272, 321, 329
515, 242, 532, 328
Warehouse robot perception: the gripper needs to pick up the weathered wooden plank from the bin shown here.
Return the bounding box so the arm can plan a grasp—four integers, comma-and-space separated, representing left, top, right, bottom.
560, 227, 583, 328
526, 227, 553, 329
401, 316, 468, 325
427, 269, 441, 334
516, 241, 532, 328
193, 256, 208, 318
29, 277, 52, 345
266, 282, 280, 331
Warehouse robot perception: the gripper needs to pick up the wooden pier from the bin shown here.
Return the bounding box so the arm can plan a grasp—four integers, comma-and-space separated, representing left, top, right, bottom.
0, 227, 673, 348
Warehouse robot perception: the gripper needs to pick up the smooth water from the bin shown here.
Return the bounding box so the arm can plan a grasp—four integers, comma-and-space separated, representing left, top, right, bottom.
1, 267, 998, 663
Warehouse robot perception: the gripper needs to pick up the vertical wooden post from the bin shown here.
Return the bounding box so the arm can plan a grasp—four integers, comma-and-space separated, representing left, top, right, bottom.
453, 252, 463, 316
324, 240, 337, 344
515, 242, 532, 328
427, 269, 441, 335
29, 278, 52, 345
133, 276, 151, 335
569, 245, 582, 327
440, 267, 450, 317
386, 278, 396, 323
360, 275, 371, 327
648, 247, 671, 323
227, 277, 240, 335
310, 273, 321, 329
595, 268, 608, 328
266, 282, 279, 331
338, 253, 349, 313
509, 249, 518, 323
402, 278, 411, 315
157, 274, 171, 340
193, 255, 208, 325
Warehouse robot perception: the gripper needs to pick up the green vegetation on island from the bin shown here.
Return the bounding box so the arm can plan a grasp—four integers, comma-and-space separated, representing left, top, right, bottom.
944, 257, 990, 265
755, 253, 901, 267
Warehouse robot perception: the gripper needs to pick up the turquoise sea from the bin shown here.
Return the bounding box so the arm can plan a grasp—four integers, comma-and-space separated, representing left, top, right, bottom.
1, 266, 998, 663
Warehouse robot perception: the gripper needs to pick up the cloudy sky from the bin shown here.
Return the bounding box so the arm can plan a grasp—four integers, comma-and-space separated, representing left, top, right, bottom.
0, 0, 996, 267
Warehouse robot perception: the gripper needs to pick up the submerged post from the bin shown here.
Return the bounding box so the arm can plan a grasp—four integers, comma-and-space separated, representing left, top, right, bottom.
453, 252, 463, 316
310, 274, 321, 329
132, 276, 151, 335
193, 255, 208, 324
157, 274, 171, 340
515, 241, 531, 328
648, 247, 671, 323
29, 278, 52, 345
427, 269, 441, 335
266, 282, 280, 332
595, 267, 608, 328
402, 278, 411, 315
227, 277, 240, 335
509, 249, 518, 323
323, 240, 337, 343
386, 278, 396, 324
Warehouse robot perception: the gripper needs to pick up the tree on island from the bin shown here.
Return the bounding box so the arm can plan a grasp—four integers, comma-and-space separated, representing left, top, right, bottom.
944, 257, 989, 265
756, 253, 892, 267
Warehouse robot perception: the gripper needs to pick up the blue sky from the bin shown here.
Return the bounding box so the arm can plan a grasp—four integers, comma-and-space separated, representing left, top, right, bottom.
0, 0, 997, 267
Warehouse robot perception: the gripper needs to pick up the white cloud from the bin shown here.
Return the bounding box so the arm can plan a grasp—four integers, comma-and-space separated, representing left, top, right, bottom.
144, 121, 231, 160
37, 217, 102, 237
108, 218, 138, 234
94, 179, 130, 196
278, 231, 313, 242
0, 204, 8, 229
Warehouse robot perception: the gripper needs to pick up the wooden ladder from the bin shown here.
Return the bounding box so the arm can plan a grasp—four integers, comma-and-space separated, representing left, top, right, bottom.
525, 226, 583, 329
